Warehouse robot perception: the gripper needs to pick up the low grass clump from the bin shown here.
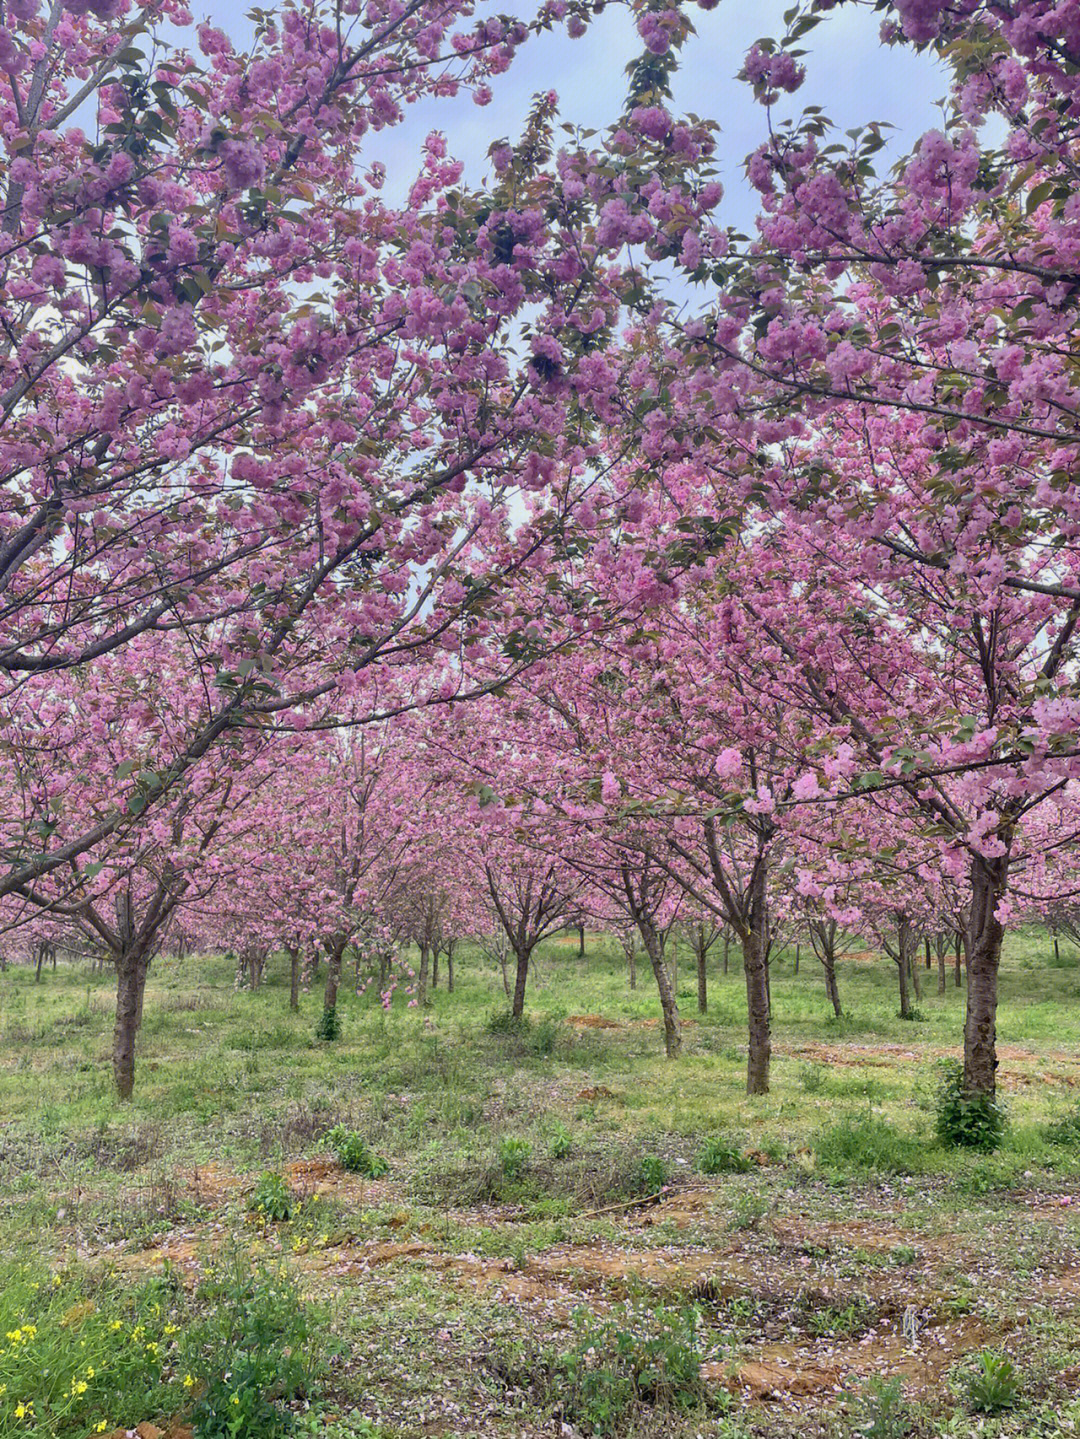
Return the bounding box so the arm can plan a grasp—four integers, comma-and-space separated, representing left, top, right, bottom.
814, 1113, 923, 1175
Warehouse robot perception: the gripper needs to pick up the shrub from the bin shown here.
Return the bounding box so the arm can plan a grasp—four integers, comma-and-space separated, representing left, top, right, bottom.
698, 1135, 751, 1175
935, 1063, 1006, 1151
638, 1153, 667, 1193
499, 1137, 531, 1180
314, 1005, 341, 1042
325, 1124, 389, 1178
964, 1351, 1021, 1413
180, 1249, 327, 1438
0, 1265, 176, 1437
249, 1171, 293, 1222
814, 1115, 921, 1175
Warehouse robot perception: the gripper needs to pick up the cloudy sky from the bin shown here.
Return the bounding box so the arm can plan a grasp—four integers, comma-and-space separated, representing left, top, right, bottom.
197, 0, 949, 228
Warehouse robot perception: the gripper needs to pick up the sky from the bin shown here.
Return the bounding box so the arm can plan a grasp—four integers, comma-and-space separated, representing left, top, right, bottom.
196, 0, 951, 230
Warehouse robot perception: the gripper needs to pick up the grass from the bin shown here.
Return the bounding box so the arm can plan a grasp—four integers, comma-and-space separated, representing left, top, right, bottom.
0, 929, 1080, 1436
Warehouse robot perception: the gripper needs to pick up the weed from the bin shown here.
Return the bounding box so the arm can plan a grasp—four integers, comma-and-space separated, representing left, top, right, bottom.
1043, 1101, 1080, 1146
638, 1153, 667, 1193
815, 1115, 921, 1175
249, 1171, 293, 1222
552, 1304, 710, 1435
314, 1005, 341, 1042
728, 1191, 767, 1231
549, 1122, 573, 1159
698, 1134, 751, 1175
964, 1350, 1021, 1413
854, 1375, 909, 1437
499, 1136, 531, 1180
487, 1009, 529, 1036
325, 1124, 389, 1178
0, 1264, 176, 1437
530, 1016, 561, 1056
180, 1248, 327, 1438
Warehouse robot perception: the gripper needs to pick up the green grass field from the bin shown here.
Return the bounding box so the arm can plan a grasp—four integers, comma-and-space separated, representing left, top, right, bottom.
2, 930, 1080, 1439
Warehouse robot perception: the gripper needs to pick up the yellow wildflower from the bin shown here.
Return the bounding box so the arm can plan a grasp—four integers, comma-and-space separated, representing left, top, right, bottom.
183, 1375, 195, 1390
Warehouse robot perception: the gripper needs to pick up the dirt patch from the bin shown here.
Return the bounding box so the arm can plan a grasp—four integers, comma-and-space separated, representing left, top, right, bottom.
567, 1015, 621, 1029
781, 1039, 1080, 1071
178, 1163, 245, 1207
708, 1314, 999, 1404
285, 1157, 400, 1206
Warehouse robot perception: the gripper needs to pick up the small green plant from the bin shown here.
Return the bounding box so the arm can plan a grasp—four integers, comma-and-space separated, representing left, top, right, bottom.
549, 1122, 573, 1159
314, 1004, 341, 1042
0, 1264, 176, 1438
935, 1063, 1006, 1151
325, 1124, 389, 1178
799, 1065, 825, 1094
964, 1350, 1021, 1413
804, 1297, 869, 1338
487, 1009, 529, 1036
530, 1016, 561, 1056
854, 1375, 909, 1438
499, 1136, 531, 1180
698, 1134, 751, 1175
554, 1304, 708, 1435
180, 1248, 327, 1438
638, 1153, 667, 1193
728, 1191, 767, 1231
815, 1115, 921, 1175
249, 1171, 293, 1221
1043, 1101, 1080, 1146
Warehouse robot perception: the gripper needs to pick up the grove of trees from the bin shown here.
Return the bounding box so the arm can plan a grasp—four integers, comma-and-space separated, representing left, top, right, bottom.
3, 0, 1080, 1112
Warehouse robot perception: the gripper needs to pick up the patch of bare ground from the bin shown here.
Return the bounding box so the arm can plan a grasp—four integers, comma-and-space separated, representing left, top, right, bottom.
780, 1038, 1080, 1077
285, 1156, 402, 1206
708, 1314, 1000, 1403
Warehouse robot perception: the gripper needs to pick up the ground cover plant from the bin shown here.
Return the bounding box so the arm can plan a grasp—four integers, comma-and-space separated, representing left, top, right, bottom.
1, 931, 1080, 1437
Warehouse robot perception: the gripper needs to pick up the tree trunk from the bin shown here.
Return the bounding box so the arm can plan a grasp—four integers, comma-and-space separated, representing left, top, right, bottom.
937, 941, 946, 995
823, 954, 842, 1017
447, 948, 454, 993
578, 923, 585, 958
418, 942, 431, 1008
34, 943, 45, 982
511, 945, 530, 1019
722, 932, 729, 975
909, 945, 922, 1000
743, 928, 770, 1094
323, 944, 343, 1015
696, 934, 707, 1015
113, 945, 150, 1100
432, 948, 439, 989
964, 853, 1009, 1097
641, 929, 681, 1058
925, 936, 932, 970
289, 949, 300, 1011
954, 933, 964, 987
794, 942, 800, 975
896, 952, 912, 1019
1054, 935, 1060, 963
